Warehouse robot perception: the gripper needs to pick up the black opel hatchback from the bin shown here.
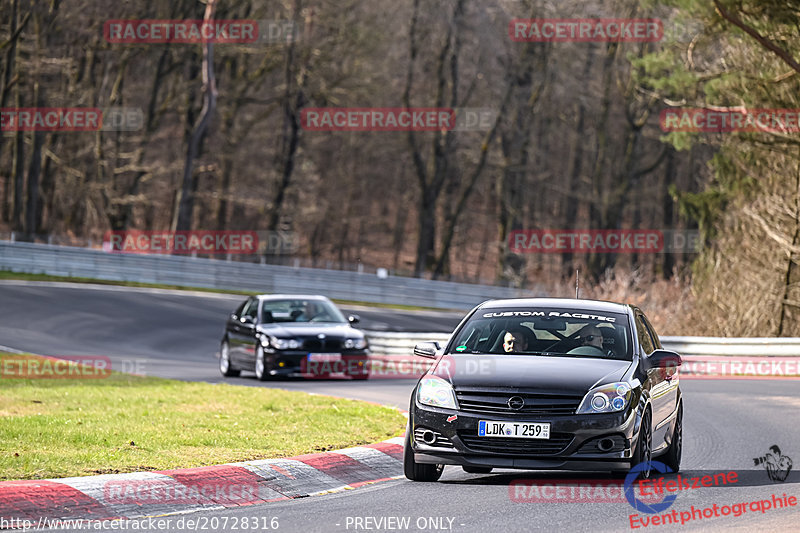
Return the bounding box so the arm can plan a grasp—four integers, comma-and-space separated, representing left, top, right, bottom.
405, 298, 682, 481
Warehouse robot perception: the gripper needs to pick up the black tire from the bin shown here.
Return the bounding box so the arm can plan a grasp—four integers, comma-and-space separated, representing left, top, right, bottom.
403, 428, 444, 482
462, 466, 493, 474
254, 345, 270, 381
630, 409, 653, 479
662, 403, 682, 473
219, 340, 240, 377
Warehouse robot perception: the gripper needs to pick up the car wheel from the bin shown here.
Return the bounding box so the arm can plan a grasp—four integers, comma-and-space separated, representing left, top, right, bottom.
254, 346, 270, 381
403, 427, 444, 482
662, 402, 682, 473
631, 409, 653, 479
219, 340, 240, 377
462, 466, 493, 474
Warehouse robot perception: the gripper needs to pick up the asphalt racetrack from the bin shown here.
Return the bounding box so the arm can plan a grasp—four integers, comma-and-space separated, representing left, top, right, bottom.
1, 281, 798, 532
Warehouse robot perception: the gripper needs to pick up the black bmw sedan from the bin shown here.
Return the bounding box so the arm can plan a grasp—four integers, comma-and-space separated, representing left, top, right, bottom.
218, 294, 369, 380
405, 298, 682, 481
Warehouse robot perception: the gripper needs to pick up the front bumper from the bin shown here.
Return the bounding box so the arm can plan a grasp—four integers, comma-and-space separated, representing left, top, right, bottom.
264, 350, 369, 377
410, 402, 638, 471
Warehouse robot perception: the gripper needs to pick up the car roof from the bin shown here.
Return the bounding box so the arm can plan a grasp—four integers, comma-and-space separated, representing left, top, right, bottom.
255, 294, 332, 301
478, 297, 631, 314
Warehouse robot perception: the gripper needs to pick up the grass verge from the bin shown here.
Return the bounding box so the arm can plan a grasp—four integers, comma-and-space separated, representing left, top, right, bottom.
0, 352, 406, 481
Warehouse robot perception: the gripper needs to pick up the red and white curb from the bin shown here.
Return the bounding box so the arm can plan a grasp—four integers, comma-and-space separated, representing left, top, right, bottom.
0, 437, 405, 524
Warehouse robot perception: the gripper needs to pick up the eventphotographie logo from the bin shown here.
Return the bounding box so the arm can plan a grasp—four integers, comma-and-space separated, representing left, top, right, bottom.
754, 445, 793, 482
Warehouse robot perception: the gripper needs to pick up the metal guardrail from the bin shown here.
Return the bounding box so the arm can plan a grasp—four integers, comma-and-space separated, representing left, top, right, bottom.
364, 331, 800, 357
0, 241, 542, 310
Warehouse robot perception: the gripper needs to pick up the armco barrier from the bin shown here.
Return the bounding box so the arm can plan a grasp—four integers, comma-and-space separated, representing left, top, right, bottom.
0, 241, 542, 310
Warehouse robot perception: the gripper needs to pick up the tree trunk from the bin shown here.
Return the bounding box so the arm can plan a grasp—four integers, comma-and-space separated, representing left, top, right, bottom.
1, 0, 23, 223
11, 70, 24, 233
175, 0, 218, 232
561, 45, 595, 275
267, 0, 308, 235
25, 82, 45, 239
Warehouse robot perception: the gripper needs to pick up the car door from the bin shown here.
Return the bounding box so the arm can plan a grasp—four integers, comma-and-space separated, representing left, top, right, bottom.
642, 313, 679, 427
229, 297, 257, 367
225, 299, 247, 363
238, 298, 260, 368
635, 311, 669, 427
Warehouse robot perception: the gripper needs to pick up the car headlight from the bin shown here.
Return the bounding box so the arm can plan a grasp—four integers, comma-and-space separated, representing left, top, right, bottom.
576, 382, 631, 414
266, 336, 300, 350
417, 376, 458, 409
343, 338, 367, 350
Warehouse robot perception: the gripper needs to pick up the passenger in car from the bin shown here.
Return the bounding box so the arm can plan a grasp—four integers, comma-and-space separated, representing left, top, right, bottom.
502, 327, 535, 353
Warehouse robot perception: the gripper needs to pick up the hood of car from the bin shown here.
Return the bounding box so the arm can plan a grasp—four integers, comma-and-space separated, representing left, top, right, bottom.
256, 323, 361, 339
431, 354, 632, 394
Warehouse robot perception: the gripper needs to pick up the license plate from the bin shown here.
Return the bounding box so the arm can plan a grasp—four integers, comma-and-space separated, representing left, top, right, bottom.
478, 420, 550, 439
308, 353, 341, 363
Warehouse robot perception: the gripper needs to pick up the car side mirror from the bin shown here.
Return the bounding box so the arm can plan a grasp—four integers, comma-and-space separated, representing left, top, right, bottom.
414, 342, 441, 359
348, 314, 360, 324
648, 349, 682, 368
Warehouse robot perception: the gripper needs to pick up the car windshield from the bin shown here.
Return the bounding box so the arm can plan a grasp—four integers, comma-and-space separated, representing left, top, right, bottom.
448, 307, 632, 360
260, 299, 347, 324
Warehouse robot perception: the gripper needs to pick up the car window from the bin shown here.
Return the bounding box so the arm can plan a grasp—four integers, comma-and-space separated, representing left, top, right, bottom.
241, 298, 258, 320
641, 314, 662, 350
260, 299, 347, 323
635, 313, 656, 355
232, 300, 247, 318
448, 307, 633, 360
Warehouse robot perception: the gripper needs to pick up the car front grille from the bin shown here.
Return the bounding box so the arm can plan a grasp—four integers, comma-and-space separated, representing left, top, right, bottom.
457, 429, 573, 455
302, 338, 342, 352
455, 390, 583, 416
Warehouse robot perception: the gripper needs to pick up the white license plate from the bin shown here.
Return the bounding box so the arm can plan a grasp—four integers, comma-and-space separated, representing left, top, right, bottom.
308, 353, 341, 362
478, 420, 550, 439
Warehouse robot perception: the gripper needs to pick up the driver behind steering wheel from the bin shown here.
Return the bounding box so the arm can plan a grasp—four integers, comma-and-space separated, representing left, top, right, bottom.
566, 325, 606, 356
